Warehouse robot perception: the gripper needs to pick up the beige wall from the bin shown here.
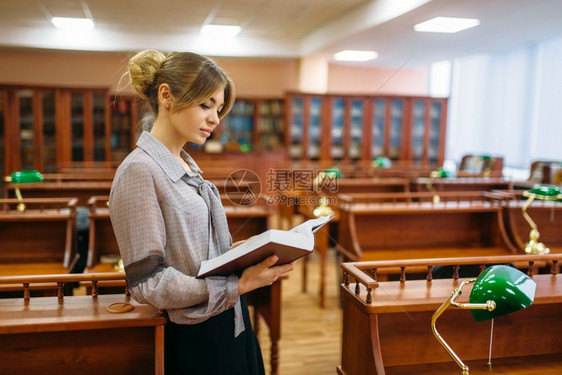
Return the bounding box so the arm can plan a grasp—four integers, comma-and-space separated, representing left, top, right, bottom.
0, 49, 131, 92
0, 48, 428, 97
328, 63, 428, 96
214, 57, 300, 98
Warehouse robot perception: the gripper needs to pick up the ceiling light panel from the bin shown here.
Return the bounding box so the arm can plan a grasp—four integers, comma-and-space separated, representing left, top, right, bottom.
51, 17, 94, 30
334, 50, 378, 61
414, 16, 480, 33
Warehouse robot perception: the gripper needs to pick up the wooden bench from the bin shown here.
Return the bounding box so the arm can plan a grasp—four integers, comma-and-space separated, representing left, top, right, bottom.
88, 194, 283, 375
0, 272, 165, 374
336, 192, 519, 279
338, 254, 562, 375
0, 198, 79, 295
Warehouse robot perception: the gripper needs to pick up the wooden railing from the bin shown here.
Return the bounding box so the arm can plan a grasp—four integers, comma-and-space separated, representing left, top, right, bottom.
341, 254, 562, 304
0, 272, 128, 300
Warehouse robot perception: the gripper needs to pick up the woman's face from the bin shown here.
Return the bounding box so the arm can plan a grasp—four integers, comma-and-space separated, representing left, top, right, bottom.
169, 89, 225, 145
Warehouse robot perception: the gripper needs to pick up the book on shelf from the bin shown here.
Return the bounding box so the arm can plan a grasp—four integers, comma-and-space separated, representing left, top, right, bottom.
197, 215, 333, 278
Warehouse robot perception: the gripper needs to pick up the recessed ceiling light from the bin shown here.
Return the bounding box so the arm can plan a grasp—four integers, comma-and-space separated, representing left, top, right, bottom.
51, 17, 94, 30
201, 24, 241, 37
334, 50, 378, 62
414, 17, 480, 33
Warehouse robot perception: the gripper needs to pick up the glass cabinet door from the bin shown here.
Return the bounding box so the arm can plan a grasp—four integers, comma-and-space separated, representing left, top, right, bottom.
428, 100, 443, 165
411, 99, 426, 161
307, 97, 322, 159
371, 99, 386, 158
289, 97, 304, 159
18, 90, 35, 171
93, 93, 106, 161
71, 93, 84, 161
42, 91, 57, 173
221, 100, 254, 150
258, 99, 284, 150
111, 97, 132, 161
330, 98, 345, 160
349, 99, 364, 160
388, 99, 404, 160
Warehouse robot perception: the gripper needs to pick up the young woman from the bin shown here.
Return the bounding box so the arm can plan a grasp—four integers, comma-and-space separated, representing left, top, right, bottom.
109, 49, 294, 375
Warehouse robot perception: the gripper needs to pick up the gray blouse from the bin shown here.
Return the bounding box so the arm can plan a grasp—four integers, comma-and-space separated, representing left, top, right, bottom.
109, 131, 244, 336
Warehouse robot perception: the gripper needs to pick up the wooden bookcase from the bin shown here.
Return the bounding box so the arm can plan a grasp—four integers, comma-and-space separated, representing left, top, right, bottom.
1, 85, 111, 174
1, 86, 288, 176
285, 92, 448, 165
0, 84, 152, 175
109, 95, 141, 162
215, 97, 284, 152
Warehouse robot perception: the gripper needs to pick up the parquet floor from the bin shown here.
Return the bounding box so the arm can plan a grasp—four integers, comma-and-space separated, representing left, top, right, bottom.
253, 249, 342, 375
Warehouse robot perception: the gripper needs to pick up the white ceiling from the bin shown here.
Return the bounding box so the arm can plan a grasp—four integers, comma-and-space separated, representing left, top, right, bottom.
1, 0, 561, 68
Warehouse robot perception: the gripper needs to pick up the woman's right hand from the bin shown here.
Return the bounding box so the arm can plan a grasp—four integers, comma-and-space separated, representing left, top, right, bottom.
238, 255, 295, 295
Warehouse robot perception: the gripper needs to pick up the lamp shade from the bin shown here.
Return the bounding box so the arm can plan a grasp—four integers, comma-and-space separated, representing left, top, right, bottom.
469, 265, 536, 322
430, 167, 449, 178
373, 156, 391, 168
324, 167, 342, 179
9, 170, 43, 183
529, 184, 562, 197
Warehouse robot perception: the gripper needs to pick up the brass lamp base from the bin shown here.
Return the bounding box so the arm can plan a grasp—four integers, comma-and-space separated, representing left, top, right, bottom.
313, 196, 334, 218
524, 229, 550, 254
15, 187, 26, 212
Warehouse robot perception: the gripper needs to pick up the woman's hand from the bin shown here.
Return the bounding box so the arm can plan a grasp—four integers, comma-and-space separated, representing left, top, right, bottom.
238, 255, 295, 295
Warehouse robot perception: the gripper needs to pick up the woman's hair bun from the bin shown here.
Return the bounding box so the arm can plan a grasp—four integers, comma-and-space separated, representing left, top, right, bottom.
128, 49, 167, 99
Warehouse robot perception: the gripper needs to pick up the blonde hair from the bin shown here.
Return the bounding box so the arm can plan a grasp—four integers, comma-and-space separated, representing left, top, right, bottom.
128, 49, 235, 126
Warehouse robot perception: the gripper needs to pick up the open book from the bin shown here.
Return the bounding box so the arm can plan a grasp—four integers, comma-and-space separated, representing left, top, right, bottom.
197, 215, 333, 278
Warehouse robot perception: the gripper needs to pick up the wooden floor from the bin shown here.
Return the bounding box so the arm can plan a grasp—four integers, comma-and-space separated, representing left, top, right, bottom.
253, 249, 342, 375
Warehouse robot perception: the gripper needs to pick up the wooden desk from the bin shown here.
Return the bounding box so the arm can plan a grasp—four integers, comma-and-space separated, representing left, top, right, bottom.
0, 198, 79, 290
42, 173, 115, 182
336, 192, 518, 278
338, 254, 562, 375
0, 273, 165, 375
4, 181, 113, 207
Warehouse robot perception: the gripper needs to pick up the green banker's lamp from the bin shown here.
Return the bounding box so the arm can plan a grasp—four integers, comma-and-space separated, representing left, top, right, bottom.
432, 265, 536, 375
312, 167, 340, 218
427, 167, 450, 204
521, 184, 562, 254
4, 170, 44, 212
373, 156, 391, 168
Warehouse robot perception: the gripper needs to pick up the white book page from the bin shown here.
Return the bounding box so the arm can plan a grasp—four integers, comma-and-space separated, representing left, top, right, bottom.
289, 215, 333, 236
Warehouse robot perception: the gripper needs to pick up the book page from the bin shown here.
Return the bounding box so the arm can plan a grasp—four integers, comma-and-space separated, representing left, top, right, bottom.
289, 215, 333, 236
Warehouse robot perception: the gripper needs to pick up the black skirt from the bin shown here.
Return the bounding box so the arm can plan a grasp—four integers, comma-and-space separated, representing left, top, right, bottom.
165, 295, 265, 375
